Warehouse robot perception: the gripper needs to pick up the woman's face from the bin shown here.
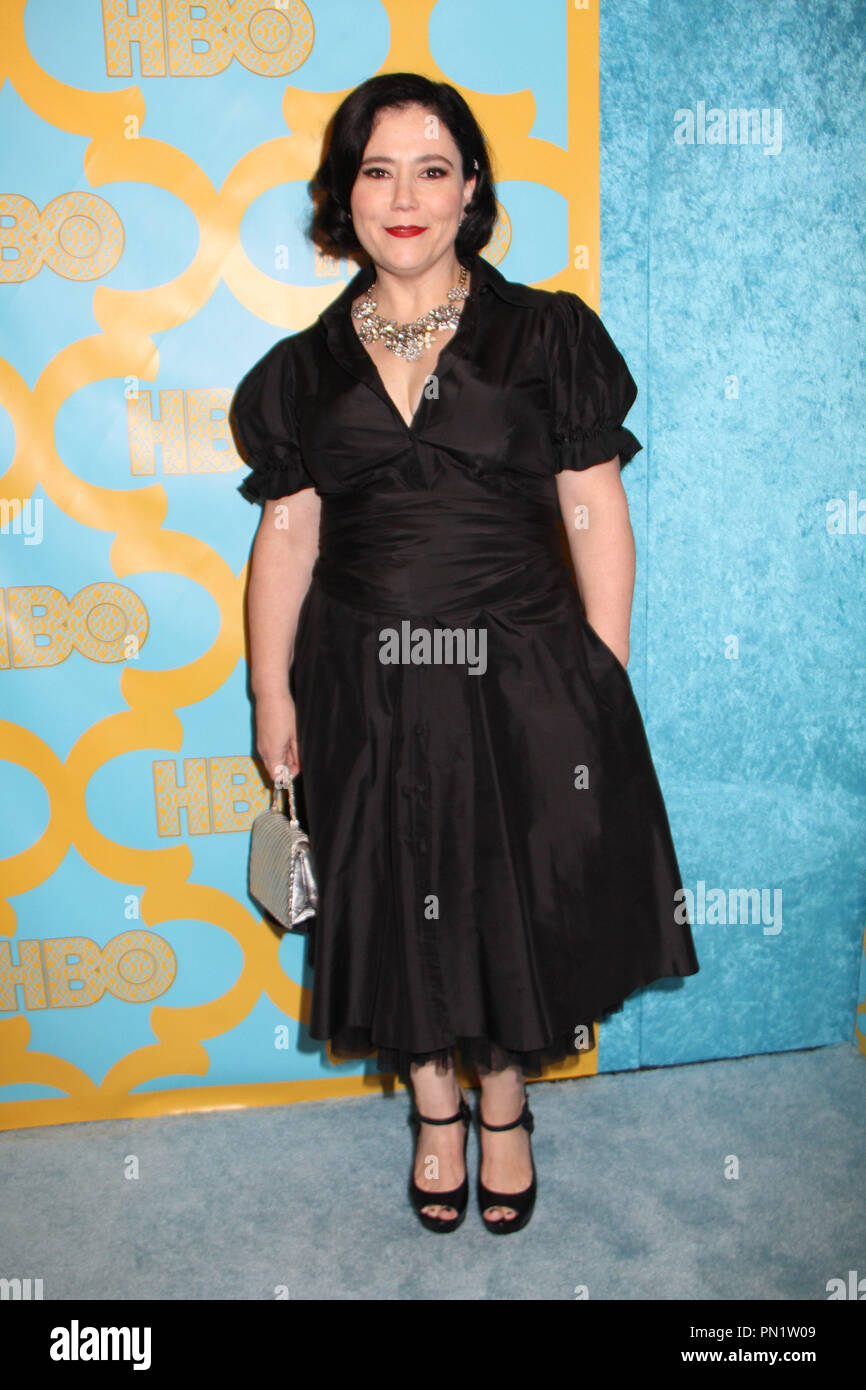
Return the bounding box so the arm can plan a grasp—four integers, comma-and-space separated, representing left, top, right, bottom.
349, 103, 476, 276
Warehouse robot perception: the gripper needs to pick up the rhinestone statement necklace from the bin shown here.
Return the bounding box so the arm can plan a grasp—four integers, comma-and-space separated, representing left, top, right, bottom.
351, 264, 470, 362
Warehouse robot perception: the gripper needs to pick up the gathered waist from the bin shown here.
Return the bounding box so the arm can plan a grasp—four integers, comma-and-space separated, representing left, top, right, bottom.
312, 490, 569, 616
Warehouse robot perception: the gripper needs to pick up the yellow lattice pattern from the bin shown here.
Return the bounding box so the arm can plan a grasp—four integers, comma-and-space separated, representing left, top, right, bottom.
0, 0, 601, 1129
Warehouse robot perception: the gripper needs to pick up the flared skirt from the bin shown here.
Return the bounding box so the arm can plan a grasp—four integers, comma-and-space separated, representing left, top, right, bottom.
288, 558, 699, 1084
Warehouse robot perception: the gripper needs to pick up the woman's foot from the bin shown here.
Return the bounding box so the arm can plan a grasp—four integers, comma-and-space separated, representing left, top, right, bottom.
478, 1066, 533, 1225
409, 1061, 468, 1223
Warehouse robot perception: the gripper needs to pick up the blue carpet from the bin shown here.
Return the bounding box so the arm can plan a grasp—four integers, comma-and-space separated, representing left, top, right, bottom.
1, 1043, 863, 1300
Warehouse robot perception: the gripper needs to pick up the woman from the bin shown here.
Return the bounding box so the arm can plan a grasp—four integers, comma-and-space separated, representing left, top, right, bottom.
231, 73, 699, 1235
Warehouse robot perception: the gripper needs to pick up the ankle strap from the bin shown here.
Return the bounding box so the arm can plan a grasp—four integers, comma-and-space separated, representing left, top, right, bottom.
412, 1094, 469, 1127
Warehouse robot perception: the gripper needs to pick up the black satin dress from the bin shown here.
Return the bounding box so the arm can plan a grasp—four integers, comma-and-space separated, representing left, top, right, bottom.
231, 250, 699, 1083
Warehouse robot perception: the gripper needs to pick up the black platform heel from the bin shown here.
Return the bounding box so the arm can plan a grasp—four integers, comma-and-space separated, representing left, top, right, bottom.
407, 1088, 471, 1233
477, 1089, 537, 1234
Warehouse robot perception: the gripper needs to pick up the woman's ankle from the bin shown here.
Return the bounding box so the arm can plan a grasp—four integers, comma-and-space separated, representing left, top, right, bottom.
478, 1063, 525, 1123
409, 1060, 461, 1118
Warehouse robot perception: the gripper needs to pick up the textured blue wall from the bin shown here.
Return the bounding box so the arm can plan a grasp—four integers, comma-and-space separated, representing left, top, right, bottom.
597, 0, 866, 1070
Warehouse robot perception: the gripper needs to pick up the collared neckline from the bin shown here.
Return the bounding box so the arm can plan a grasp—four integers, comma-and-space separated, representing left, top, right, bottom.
317, 251, 476, 410
317, 250, 530, 432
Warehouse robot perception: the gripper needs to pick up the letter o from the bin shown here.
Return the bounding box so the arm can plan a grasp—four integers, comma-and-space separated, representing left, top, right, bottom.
101, 931, 176, 1002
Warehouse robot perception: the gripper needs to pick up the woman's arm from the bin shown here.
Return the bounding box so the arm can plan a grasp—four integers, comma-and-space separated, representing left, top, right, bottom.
555, 458, 635, 669
247, 487, 321, 775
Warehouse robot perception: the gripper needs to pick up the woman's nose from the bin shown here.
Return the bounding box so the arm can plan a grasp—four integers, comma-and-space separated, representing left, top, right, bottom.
390, 170, 419, 210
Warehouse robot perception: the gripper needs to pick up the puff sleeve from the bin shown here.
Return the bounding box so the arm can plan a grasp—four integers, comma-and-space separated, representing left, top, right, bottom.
546, 291, 643, 472
230, 338, 316, 503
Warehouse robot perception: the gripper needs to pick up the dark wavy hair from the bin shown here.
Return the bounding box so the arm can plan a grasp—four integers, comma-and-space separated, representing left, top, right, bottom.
308, 73, 497, 261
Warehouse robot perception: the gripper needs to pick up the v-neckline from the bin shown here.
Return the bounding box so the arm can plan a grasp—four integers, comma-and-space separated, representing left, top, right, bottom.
335, 259, 479, 435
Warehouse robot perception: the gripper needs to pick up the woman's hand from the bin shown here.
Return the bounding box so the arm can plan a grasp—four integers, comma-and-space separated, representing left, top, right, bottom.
255, 688, 301, 781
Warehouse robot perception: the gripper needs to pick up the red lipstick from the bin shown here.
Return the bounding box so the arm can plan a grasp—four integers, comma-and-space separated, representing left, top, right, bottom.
385, 226, 427, 237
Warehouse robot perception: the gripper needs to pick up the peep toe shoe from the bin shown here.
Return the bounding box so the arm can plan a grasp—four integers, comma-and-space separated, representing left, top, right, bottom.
477, 1090, 537, 1234
407, 1089, 471, 1233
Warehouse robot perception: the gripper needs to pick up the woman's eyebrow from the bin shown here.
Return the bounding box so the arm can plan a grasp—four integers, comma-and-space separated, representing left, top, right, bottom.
359, 153, 455, 166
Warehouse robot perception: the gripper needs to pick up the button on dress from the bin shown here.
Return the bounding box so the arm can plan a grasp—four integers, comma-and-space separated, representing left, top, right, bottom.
231, 250, 699, 1083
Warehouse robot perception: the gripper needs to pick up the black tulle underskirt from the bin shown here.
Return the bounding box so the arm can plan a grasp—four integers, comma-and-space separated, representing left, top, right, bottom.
324, 1011, 632, 1087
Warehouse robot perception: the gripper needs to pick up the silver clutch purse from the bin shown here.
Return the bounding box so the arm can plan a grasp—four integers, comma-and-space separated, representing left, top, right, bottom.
248, 774, 318, 932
